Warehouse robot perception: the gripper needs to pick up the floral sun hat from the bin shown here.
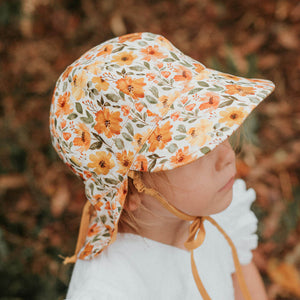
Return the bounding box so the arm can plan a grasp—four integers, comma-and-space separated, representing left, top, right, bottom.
49, 32, 275, 260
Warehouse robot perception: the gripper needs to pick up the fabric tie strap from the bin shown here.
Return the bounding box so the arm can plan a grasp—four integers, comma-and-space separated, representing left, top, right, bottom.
128, 170, 252, 300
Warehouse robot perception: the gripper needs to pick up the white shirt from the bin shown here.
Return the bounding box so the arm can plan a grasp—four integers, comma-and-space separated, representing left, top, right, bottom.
66, 179, 258, 300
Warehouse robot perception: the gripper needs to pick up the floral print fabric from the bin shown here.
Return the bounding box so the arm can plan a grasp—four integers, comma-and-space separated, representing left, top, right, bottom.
49, 32, 275, 260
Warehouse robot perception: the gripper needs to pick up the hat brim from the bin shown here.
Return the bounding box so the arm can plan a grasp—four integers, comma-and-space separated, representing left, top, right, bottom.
130, 68, 275, 173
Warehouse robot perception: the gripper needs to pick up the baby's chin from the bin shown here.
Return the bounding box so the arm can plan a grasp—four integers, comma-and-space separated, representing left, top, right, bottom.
208, 188, 234, 216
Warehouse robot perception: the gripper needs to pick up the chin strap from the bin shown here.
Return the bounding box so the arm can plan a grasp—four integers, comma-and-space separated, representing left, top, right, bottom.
128, 170, 251, 300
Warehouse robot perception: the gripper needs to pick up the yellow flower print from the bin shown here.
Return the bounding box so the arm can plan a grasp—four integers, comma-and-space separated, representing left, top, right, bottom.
170, 146, 195, 167
225, 84, 255, 96
194, 69, 211, 81
55, 91, 73, 118
92, 76, 109, 91
116, 76, 146, 100
133, 155, 148, 171
73, 123, 91, 152
186, 119, 213, 147
94, 107, 123, 138
156, 35, 174, 51
147, 121, 173, 152
84, 61, 104, 75
71, 70, 88, 101
157, 92, 180, 115
219, 72, 240, 81
219, 107, 247, 127
132, 129, 151, 152
116, 150, 135, 175
87, 151, 115, 175
112, 51, 138, 66
118, 33, 142, 43
96, 44, 113, 57
78, 243, 94, 259
140, 45, 167, 61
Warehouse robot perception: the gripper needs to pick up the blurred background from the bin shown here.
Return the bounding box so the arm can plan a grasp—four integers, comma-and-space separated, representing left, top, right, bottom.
0, 0, 299, 299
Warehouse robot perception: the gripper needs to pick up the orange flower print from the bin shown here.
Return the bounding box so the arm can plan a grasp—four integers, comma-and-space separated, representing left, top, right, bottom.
61, 119, 67, 129
94, 199, 104, 211
88, 223, 101, 237
78, 243, 93, 259
199, 92, 220, 111
116, 76, 146, 100
62, 65, 73, 81
170, 146, 195, 167
185, 103, 196, 111
87, 151, 115, 175
161, 71, 171, 78
63, 132, 71, 140
73, 123, 91, 152
135, 102, 144, 112
158, 92, 180, 115
219, 72, 240, 81
96, 44, 113, 57
133, 155, 148, 171
55, 91, 73, 118
92, 76, 109, 91
71, 70, 88, 101
156, 35, 174, 51
174, 66, 192, 82
186, 119, 213, 147
132, 130, 151, 151
141, 45, 166, 61
171, 111, 180, 121
194, 63, 205, 73
85, 61, 105, 75
118, 33, 142, 43
181, 97, 188, 105
112, 51, 137, 66
146, 73, 157, 82
195, 69, 211, 80
116, 150, 135, 175
121, 105, 130, 116
219, 107, 247, 127
225, 84, 255, 96
94, 107, 122, 138
147, 121, 173, 152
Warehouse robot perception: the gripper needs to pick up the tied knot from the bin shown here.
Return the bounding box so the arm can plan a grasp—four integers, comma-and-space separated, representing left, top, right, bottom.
184, 217, 206, 251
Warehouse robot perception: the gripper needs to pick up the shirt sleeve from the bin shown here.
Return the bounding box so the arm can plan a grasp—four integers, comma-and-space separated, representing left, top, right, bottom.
211, 179, 258, 266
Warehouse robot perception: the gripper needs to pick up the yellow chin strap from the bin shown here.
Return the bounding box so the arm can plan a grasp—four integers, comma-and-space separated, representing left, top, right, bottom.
128, 170, 251, 300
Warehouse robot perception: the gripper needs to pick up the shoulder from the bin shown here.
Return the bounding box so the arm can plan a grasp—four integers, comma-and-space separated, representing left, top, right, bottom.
66, 234, 148, 299
65, 233, 183, 299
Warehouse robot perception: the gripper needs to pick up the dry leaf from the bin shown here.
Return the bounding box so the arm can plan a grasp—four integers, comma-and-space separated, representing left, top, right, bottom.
267, 259, 300, 297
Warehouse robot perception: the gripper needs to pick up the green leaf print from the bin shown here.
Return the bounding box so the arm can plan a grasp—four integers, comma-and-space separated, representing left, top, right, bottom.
200, 147, 211, 154
177, 124, 186, 133
75, 103, 83, 114
100, 215, 107, 223
170, 52, 180, 60
218, 100, 233, 108
122, 132, 133, 141
89, 141, 103, 150
67, 113, 78, 120
149, 86, 159, 98
174, 135, 186, 140
197, 81, 209, 87
106, 93, 120, 102
188, 88, 203, 95
146, 95, 158, 104
104, 178, 119, 185
167, 143, 178, 153
114, 138, 125, 150
125, 123, 134, 136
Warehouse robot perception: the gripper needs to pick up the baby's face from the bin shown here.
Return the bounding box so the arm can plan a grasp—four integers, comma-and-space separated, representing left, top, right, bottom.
146, 139, 236, 216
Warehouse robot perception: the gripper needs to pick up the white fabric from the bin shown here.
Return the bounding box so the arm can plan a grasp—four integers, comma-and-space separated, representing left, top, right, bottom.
65, 179, 258, 300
